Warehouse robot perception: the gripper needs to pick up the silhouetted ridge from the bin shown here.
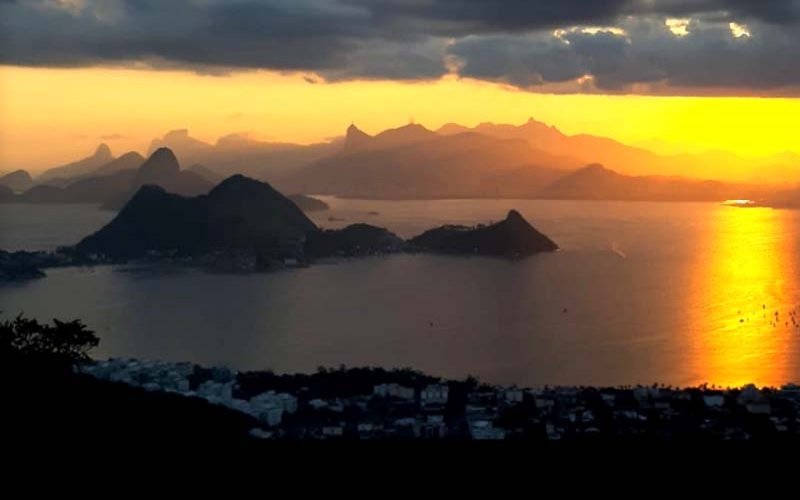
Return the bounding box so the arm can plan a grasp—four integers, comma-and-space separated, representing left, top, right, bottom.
288, 193, 329, 212
95, 143, 112, 158
78, 175, 318, 259
136, 147, 180, 180
409, 210, 558, 256
343, 124, 373, 153
0, 170, 34, 192
99, 148, 213, 211
38, 143, 115, 181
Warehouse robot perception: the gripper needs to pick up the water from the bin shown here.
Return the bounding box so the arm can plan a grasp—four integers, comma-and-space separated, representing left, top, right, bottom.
2, 198, 799, 388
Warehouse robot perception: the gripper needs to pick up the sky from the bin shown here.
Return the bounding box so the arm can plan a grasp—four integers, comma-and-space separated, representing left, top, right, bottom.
2, 0, 800, 172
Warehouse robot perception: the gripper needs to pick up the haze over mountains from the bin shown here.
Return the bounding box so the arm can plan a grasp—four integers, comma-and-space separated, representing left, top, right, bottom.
3, 117, 799, 206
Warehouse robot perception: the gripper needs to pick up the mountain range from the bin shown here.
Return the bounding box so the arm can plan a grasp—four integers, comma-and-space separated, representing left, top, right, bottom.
3, 147, 214, 208
5, 118, 799, 206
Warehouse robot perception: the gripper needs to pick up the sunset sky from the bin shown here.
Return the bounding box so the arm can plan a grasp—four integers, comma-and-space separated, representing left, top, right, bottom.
3, 0, 800, 172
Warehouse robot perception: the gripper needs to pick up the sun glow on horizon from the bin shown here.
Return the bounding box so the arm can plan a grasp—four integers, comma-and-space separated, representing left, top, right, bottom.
1, 65, 800, 173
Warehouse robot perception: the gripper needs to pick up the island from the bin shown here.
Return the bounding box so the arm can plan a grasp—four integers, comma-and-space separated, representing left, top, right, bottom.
2, 175, 559, 280
408, 209, 558, 256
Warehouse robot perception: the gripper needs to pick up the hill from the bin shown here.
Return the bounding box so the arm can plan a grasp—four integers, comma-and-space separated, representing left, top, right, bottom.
91, 151, 145, 177
77, 175, 319, 259
188, 164, 223, 184
437, 118, 800, 183
409, 210, 558, 257
100, 148, 214, 210
538, 164, 758, 202
278, 130, 580, 199
38, 144, 114, 182
288, 194, 329, 212
149, 129, 340, 181
0, 170, 34, 192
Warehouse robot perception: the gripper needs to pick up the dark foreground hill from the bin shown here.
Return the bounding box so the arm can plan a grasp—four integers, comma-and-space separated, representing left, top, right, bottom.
288, 193, 330, 212
78, 174, 318, 260
409, 210, 558, 256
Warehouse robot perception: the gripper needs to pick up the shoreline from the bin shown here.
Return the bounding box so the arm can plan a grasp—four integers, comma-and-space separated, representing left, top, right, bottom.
77, 357, 800, 441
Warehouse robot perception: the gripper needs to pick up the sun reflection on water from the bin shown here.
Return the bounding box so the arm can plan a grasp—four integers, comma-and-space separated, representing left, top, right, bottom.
688, 206, 798, 388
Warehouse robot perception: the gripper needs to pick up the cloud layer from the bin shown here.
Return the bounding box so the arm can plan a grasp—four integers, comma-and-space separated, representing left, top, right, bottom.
3, 0, 800, 95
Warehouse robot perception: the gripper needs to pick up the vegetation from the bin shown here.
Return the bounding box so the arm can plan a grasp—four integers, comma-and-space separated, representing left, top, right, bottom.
1, 313, 257, 446
0, 313, 98, 371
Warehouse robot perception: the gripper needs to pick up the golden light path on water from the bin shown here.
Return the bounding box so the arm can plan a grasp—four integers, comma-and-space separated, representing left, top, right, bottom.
688, 206, 799, 388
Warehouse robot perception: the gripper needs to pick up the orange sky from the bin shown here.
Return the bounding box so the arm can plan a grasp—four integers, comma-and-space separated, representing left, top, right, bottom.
2, 65, 800, 173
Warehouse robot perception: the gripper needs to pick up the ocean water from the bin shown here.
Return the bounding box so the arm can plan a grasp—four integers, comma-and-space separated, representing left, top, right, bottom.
2, 198, 799, 388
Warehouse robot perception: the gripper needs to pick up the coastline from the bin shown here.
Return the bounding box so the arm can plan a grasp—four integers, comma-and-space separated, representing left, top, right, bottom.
75, 357, 800, 441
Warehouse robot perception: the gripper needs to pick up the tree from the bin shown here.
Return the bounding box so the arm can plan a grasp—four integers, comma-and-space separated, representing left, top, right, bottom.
0, 313, 99, 368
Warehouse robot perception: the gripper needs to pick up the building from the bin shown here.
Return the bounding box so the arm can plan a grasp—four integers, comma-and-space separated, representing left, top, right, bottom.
421, 384, 449, 408
501, 387, 524, 404
373, 383, 415, 400
469, 420, 505, 440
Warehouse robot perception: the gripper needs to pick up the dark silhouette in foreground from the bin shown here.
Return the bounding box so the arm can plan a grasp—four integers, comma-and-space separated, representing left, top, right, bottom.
409, 210, 559, 256
1, 314, 257, 446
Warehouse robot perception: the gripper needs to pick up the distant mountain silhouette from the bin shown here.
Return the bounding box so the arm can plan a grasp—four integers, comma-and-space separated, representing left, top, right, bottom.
39, 144, 113, 182
342, 124, 373, 154
92, 152, 145, 177
0, 170, 34, 192
78, 175, 319, 259
43, 151, 146, 188
148, 130, 214, 159
148, 129, 339, 181
100, 148, 213, 210
538, 163, 754, 201
436, 118, 800, 182
188, 164, 223, 185
278, 128, 580, 199
409, 210, 558, 256
288, 194, 329, 212
341, 123, 437, 154
14, 171, 137, 204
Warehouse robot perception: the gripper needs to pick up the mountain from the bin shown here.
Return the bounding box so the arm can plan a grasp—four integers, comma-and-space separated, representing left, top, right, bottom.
188, 164, 223, 185
409, 210, 558, 257
288, 194, 329, 212
342, 124, 373, 154
13, 171, 137, 204
0, 170, 34, 192
91, 152, 145, 177
278, 130, 580, 199
538, 163, 758, 201
341, 123, 438, 155
44, 151, 146, 188
436, 118, 800, 182
4, 148, 213, 207
77, 175, 319, 259
148, 130, 340, 181
39, 144, 113, 182
100, 148, 214, 210
148, 130, 214, 161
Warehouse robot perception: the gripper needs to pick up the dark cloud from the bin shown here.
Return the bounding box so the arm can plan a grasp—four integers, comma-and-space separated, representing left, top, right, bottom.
100, 133, 126, 140
449, 15, 800, 94
2, 0, 800, 95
